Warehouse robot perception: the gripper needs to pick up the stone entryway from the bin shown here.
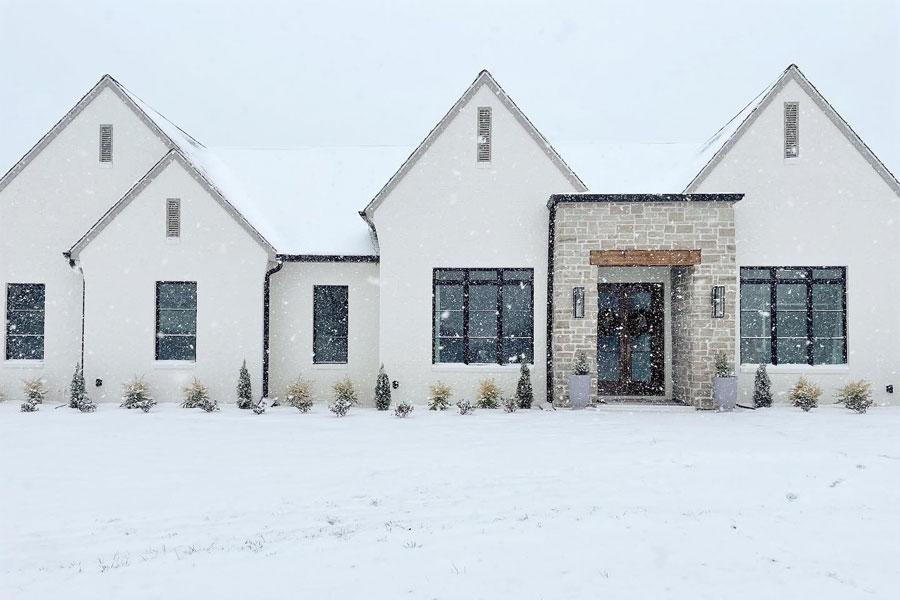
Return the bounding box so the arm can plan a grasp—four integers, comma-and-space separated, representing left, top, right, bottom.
548, 194, 741, 408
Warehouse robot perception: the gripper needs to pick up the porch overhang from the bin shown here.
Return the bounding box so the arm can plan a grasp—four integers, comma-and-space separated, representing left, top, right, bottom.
590, 249, 701, 267
547, 193, 744, 208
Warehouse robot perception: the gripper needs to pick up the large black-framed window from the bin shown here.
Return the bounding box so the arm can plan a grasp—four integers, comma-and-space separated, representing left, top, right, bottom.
156, 282, 197, 361
5, 283, 45, 360
313, 285, 348, 364
433, 268, 533, 364
740, 267, 846, 365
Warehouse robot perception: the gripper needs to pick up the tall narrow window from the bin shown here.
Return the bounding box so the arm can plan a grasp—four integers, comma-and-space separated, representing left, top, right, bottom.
433, 269, 533, 364
166, 199, 181, 238
740, 267, 846, 365
477, 107, 491, 162
5, 284, 45, 360
99, 124, 113, 163
156, 282, 197, 361
313, 286, 348, 364
784, 102, 799, 158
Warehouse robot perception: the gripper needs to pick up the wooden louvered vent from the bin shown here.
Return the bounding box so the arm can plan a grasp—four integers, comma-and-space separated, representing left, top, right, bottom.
99, 124, 113, 163
784, 102, 799, 158
166, 198, 181, 238
477, 107, 492, 162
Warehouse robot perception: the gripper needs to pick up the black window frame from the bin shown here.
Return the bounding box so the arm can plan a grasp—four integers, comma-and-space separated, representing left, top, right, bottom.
5, 283, 45, 360
313, 285, 349, 364
740, 266, 847, 365
155, 281, 197, 361
432, 268, 534, 365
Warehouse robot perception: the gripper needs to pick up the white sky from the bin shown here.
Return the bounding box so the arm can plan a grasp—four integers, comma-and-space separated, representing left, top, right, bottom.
1, 0, 898, 176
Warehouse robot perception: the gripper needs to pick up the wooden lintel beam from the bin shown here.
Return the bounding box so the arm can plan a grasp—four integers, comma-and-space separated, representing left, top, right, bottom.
589, 249, 702, 267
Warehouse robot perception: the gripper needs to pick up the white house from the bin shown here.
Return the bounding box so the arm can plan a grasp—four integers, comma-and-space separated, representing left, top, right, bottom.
1, 65, 897, 408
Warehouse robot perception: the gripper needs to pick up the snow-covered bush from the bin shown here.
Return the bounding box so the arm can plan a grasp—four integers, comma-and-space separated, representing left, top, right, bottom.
237, 360, 253, 409
573, 351, 590, 376
428, 381, 452, 411
374, 365, 391, 411
330, 378, 356, 417
714, 352, 732, 377
753, 364, 772, 408
21, 378, 46, 411
394, 399, 414, 418
789, 377, 821, 412
285, 378, 313, 412
502, 395, 517, 413
476, 379, 502, 409
515, 362, 533, 409
69, 363, 87, 409
183, 379, 217, 412
252, 399, 266, 415
121, 377, 155, 412
836, 380, 873, 414
456, 399, 475, 415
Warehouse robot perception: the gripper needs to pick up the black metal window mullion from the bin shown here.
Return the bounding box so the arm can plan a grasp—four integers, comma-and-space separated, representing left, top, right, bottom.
805, 269, 814, 365
462, 271, 470, 365
496, 277, 504, 364
770, 268, 778, 365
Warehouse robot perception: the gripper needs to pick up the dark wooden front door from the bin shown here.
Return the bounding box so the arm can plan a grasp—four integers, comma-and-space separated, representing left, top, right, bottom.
597, 283, 665, 396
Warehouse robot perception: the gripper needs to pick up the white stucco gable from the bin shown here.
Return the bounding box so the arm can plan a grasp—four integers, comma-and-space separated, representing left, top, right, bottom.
361, 69, 587, 223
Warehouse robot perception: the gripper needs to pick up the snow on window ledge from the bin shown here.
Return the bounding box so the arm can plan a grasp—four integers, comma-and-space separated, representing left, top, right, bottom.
2, 359, 45, 369
432, 363, 525, 373
739, 363, 849, 374
311, 363, 349, 370
153, 360, 196, 370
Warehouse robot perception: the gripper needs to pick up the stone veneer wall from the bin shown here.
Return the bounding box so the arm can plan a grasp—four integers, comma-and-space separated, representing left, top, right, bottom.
551, 201, 737, 407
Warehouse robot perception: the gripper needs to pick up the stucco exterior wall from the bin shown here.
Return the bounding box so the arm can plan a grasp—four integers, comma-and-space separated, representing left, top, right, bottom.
268, 261, 380, 406
694, 77, 900, 405
372, 83, 581, 406
77, 159, 270, 405
0, 86, 168, 402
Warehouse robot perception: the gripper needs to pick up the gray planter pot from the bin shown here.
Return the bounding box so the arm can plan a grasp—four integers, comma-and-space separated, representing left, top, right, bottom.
713, 376, 737, 411
568, 375, 591, 409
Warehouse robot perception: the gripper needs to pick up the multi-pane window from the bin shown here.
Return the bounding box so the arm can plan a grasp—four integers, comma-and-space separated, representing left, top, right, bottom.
99, 124, 113, 163
477, 107, 492, 162
784, 102, 799, 158
156, 282, 197, 361
740, 267, 846, 365
5, 284, 45, 360
313, 286, 348, 364
433, 268, 533, 364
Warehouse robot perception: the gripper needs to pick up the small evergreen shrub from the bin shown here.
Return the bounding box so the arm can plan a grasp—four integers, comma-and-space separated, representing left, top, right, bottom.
428, 381, 452, 411
515, 362, 534, 409
237, 360, 253, 409
394, 400, 414, 418
789, 377, 821, 412
753, 364, 772, 408
121, 377, 155, 412
573, 351, 590, 376
252, 399, 266, 415
183, 379, 217, 412
21, 378, 46, 412
714, 352, 732, 377
69, 363, 87, 409
330, 378, 357, 417
375, 365, 392, 411
502, 395, 517, 413
456, 399, 475, 415
286, 378, 314, 412
476, 379, 502, 409
836, 380, 873, 414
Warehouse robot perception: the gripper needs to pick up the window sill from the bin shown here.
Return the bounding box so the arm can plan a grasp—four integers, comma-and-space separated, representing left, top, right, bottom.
98, 162, 113, 169
2, 360, 45, 369
432, 363, 527, 373
739, 363, 849, 374
153, 361, 196, 370
312, 362, 349, 370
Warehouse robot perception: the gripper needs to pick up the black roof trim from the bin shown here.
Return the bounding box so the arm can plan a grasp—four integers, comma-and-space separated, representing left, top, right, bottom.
277, 254, 379, 263
548, 193, 743, 207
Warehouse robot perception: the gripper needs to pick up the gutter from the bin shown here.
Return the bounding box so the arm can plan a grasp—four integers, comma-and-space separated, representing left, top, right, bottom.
262, 257, 285, 398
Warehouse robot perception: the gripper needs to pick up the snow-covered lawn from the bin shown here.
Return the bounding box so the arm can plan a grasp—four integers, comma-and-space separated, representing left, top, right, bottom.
2, 401, 898, 599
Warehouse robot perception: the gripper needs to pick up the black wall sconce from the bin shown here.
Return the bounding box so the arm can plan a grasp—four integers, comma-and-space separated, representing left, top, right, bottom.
711, 285, 725, 318
573, 287, 585, 318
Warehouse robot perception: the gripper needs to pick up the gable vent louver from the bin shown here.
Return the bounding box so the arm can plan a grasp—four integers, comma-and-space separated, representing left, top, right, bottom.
166, 198, 181, 238
784, 102, 799, 159
99, 124, 113, 163
477, 106, 492, 162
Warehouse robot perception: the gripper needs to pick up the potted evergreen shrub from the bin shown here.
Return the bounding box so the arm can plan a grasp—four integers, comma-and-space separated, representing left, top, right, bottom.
712, 352, 737, 411
568, 351, 591, 409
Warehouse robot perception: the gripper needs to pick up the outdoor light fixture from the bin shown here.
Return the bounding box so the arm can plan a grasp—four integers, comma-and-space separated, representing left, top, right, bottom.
573, 287, 585, 318
712, 285, 725, 318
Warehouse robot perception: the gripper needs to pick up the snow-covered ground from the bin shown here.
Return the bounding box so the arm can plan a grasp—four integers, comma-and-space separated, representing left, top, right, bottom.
2, 401, 898, 599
